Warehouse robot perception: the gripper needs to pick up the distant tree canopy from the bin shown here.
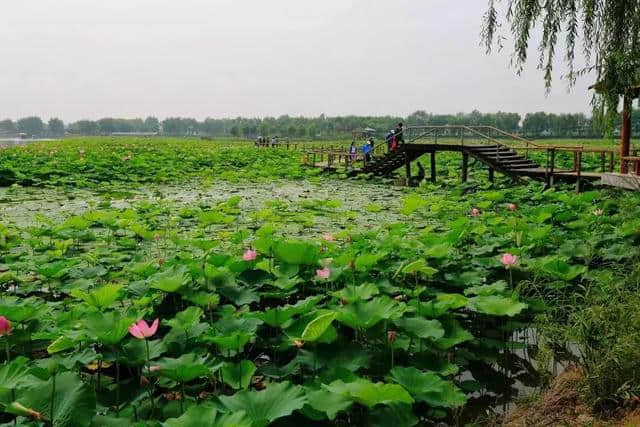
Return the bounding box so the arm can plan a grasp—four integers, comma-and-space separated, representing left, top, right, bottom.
482, 0, 640, 128
48, 118, 65, 137
17, 116, 45, 137
2, 109, 640, 140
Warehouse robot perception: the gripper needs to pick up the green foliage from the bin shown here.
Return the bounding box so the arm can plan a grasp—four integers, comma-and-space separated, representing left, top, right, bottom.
219, 382, 306, 426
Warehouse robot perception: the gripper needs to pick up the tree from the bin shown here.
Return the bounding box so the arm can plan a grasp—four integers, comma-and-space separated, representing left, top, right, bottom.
0, 119, 16, 135
144, 116, 160, 133
48, 118, 65, 137
76, 120, 98, 135
482, 1, 640, 127
17, 116, 45, 137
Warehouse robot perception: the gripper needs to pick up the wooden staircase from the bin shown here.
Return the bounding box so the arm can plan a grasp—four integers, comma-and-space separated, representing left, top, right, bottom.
464, 145, 539, 176
355, 143, 540, 179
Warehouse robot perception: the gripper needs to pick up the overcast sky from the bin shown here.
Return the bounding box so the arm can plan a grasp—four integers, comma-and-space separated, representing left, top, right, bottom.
0, 0, 594, 121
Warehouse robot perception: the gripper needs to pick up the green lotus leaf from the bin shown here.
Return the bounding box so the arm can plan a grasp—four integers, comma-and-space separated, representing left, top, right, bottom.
337, 296, 406, 329
301, 312, 337, 342
219, 381, 306, 427
463, 281, 508, 296
388, 366, 467, 408
157, 353, 211, 383
304, 387, 353, 420
0, 357, 38, 392
166, 306, 204, 332
47, 336, 75, 354
83, 311, 135, 346
434, 318, 474, 350
70, 283, 123, 310
323, 378, 413, 408
7, 372, 96, 427
393, 317, 445, 340
256, 295, 323, 327
273, 240, 320, 265
354, 253, 386, 272
199, 210, 236, 226
539, 256, 587, 281
469, 295, 527, 317
221, 360, 257, 390
149, 265, 190, 293
121, 339, 166, 365
370, 403, 419, 427
163, 405, 251, 427
331, 283, 379, 303
401, 259, 438, 276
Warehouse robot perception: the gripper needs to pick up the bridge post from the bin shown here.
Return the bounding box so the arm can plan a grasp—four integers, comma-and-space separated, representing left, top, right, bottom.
549, 148, 556, 187
405, 152, 411, 184
430, 152, 436, 183
461, 152, 468, 183
488, 167, 494, 182
575, 151, 582, 193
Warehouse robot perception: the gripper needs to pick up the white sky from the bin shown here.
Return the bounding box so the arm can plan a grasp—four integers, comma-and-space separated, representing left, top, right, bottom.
0, 0, 594, 121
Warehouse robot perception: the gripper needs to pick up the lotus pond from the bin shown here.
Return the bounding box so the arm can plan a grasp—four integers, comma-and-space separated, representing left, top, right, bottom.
1, 138, 639, 426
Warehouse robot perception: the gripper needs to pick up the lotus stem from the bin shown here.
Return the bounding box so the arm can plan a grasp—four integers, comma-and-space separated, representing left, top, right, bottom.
50, 373, 56, 425
180, 382, 185, 414
115, 349, 121, 416
145, 339, 156, 415
4, 337, 10, 362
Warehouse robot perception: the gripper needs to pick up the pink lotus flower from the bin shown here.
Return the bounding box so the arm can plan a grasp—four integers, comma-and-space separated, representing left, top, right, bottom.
129, 319, 159, 339
470, 208, 480, 217
500, 253, 518, 269
243, 249, 257, 261
593, 208, 603, 216
387, 330, 397, 343
316, 267, 331, 280
0, 316, 11, 336
507, 203, 517, 211
322, 233, 335, 242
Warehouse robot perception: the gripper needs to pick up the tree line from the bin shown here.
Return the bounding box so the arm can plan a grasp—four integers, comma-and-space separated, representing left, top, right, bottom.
1, 110, 639, 139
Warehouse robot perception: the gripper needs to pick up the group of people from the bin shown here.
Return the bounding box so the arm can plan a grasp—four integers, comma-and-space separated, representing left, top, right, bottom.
386, 122, 404, 151
348, 122, 405, 163
255, 136, 283, 147
349, 138, 375, 162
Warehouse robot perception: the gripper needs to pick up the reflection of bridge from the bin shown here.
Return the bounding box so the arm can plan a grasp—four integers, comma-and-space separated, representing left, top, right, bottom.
302, 125, 640, 191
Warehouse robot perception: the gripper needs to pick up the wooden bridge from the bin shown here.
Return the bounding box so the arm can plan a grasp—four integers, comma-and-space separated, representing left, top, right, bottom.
301, 125, 640, 191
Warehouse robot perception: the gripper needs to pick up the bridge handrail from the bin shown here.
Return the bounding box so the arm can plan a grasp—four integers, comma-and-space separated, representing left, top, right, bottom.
405, 124, 616, 154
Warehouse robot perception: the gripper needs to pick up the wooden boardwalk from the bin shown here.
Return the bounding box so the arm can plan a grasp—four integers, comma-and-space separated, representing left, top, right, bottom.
301, 125, 639, 191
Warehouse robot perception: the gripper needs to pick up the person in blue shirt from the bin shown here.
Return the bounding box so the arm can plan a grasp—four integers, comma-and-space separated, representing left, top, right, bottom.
362, 141, 372, 162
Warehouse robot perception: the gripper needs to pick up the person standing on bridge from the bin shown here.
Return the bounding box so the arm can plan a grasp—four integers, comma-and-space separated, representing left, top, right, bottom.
362, 140, 372, 163
394, 123, 404, 146
386, 130, 394, 152
349, 141, 357, 161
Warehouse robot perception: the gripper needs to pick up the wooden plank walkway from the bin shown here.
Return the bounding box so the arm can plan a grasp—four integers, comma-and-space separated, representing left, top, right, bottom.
300, 125, 639, 191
